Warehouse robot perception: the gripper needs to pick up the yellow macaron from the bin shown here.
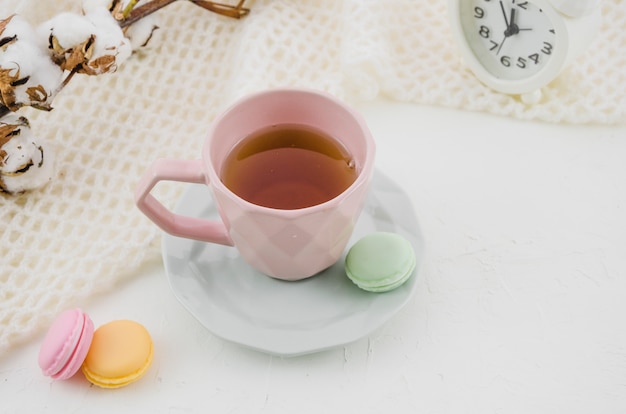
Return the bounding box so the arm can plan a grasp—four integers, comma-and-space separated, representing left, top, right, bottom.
81, 319, 153, 388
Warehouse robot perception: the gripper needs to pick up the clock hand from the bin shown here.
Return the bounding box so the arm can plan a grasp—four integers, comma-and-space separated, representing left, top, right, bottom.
507, 8, 534, 34
499, 1, 510, 27
496, 35, 507, 55
496, 4, 515, 55
504, 8, 520, 36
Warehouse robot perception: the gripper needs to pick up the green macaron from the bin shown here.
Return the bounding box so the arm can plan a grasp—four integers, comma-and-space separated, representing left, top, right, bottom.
344, 232, 416, 292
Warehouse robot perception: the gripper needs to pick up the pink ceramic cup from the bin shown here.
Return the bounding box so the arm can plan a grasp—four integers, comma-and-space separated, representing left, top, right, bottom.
134, 88, 375, 280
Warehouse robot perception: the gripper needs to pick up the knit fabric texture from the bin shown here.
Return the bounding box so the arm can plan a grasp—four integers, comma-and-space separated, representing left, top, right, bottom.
0, 0, 624, 353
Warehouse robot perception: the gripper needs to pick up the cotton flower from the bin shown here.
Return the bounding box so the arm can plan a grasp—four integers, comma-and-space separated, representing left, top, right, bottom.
85, 6, 133, 65
82, 0, 160, 52
115, 0, 161, 50
0, 114, 54, 193
1, 13, 37, 45
0, 15, 64, 111
38, 9, 132, 75
123, 13, 159, 50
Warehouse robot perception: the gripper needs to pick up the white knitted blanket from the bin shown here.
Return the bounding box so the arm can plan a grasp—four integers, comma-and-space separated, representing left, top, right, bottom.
1, 0, 624, 354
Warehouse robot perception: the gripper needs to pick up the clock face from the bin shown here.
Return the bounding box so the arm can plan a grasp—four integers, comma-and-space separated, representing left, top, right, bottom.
460, 0, 557, 80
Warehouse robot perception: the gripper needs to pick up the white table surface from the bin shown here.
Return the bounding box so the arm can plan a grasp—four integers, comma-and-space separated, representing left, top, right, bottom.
2, 99, 626, 414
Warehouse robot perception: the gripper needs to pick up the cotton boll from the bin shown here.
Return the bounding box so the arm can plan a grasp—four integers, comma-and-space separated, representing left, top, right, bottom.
21, 48, 64, 109
84, 7, 132, 70
0, 115, 54, 193
1, 14, 38, 46
1, 16, 64, 110
0, 40, 63, 110
0, 138, 54, 193
124, 14, 159, 50
38, 9, 131, 75
37, 12, 97, 52
81, 0, 159, 52
114, 0, 160, 50
2, 38, 39, 78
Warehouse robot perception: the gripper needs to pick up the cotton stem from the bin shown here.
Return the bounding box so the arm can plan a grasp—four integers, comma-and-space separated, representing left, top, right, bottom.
0, 0, 251, 120
189, 0, 250, 18
119, 0, 180, 28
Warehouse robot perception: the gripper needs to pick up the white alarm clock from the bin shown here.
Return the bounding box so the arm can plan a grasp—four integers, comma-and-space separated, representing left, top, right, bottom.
448, 0, 602, 103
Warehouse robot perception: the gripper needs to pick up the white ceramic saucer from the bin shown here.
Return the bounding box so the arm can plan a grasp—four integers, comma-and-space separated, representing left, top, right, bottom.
162, 171, 424, 357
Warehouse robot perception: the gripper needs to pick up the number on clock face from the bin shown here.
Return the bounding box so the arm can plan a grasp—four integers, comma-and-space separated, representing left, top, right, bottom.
460, 0, 556, 80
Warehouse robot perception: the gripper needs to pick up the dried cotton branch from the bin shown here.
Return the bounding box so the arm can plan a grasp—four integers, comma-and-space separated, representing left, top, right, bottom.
0, 0, 250, 193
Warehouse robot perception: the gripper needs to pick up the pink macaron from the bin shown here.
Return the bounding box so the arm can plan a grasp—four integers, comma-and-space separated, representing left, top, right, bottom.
38, 308, 94, 380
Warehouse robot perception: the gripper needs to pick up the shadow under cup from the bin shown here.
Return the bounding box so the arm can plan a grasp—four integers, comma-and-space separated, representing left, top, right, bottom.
203, 89, 376, 280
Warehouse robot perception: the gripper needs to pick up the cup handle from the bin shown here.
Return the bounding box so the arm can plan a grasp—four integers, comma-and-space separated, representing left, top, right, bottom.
134, 159, 234, 246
